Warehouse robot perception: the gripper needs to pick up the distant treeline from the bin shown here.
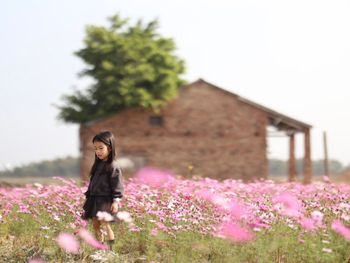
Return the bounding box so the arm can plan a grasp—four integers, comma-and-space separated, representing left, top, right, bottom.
0, 156, 81, 177
268, 158, 347, 176
0, 156, 348, 177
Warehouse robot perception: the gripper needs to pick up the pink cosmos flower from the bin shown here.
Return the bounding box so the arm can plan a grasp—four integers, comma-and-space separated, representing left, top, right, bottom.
227, 200, 249, 219
195, 189, 215, 202
299, 217, 316, 231
150, 228, 158, 236
18, 204, 30, 214
156, 221, 168, 231
55, 232, 80, 254
128, 222, 141, 232
298, 239, 305, 244
77, 228, 109, 250
215, 221, 254, 243
331, 220, 350, 240
322, 176, 331, 183
310, 210, 324, 227
28, 259, 46, 263
259, 204, 269, 212
272, 192, 302, 218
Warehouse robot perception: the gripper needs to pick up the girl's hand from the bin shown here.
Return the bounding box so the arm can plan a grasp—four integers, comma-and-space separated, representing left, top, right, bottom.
111, 202, 119, 214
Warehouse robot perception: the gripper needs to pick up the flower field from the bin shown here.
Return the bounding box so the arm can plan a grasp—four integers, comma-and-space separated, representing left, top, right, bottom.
0, 167, 350, 262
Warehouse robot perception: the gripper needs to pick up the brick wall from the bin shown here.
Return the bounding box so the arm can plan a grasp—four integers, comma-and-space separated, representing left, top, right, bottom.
79, 80, 269, 182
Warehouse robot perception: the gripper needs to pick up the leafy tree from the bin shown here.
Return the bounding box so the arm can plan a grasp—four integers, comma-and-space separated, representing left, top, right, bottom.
55, 14, 186, 123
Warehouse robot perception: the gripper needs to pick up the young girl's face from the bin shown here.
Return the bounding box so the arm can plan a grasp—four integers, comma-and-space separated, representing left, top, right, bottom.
93, 140, 111, 161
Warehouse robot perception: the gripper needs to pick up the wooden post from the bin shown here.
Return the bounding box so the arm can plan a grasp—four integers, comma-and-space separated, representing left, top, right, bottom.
323, 131, 329, 176
288, 133, 296, 182
303, 128, 312, 184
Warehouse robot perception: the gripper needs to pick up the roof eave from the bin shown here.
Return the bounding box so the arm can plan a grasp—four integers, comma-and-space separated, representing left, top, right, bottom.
193, 78, 313, 131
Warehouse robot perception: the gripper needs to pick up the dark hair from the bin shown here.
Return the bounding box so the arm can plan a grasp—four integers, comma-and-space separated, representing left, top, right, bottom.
89, 130, 117, 177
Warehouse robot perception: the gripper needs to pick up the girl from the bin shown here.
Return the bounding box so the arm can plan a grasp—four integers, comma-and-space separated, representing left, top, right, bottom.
81, 130, 124, 249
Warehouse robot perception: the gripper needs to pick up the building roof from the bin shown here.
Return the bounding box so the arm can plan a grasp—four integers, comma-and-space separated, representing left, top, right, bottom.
183, 78, 312, 132
85, 78, 312, 133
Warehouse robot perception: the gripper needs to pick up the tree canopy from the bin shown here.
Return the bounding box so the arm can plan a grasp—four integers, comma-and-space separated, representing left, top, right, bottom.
55, 14, 186, 123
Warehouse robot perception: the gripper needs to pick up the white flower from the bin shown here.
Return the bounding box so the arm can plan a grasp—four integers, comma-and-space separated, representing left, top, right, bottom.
96, 211, 114, 222
322, 248, 332, 253
116, 211, 133, 223
311, 210, 324, 221
339, 203, 350, 209
212, 196, 228, 207
33, 183, 43, 188
288, 224, 297, 230
89, 250, 115, 262
322, 240, 330, 244
341, 214, 350, 221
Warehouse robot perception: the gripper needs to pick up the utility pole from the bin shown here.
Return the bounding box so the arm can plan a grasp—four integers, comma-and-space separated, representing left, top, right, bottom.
323, 131, 329, 176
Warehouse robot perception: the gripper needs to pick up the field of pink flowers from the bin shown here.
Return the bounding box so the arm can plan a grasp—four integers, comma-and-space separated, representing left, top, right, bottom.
0, 167, 350, 262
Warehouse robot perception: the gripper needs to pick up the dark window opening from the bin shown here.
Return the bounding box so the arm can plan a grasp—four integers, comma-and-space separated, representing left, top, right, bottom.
149, 115, 164, 126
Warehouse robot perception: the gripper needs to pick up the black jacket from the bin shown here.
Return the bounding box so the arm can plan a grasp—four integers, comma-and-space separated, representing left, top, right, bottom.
84, 160, 124, 199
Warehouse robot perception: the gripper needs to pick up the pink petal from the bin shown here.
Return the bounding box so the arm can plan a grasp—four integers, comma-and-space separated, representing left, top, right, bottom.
331, 220, 350, 240
78, 228, 109, 250
272, 192, 302, 218
134, 167, 177, 188
55, 232, 80, 254
227, 200, 249, 219
323, 175, 331, 183
195, 189, 215, 202
216, 222, 254, 243
28, 259, 46, 263
150, 228, 158, 236
299, 217, 316, 231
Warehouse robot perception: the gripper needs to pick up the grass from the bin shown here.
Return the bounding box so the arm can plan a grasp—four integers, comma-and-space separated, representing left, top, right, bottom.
0, 208, 349, 263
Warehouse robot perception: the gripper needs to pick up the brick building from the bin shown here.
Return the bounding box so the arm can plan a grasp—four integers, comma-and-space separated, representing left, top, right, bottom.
79, 79, 312, 183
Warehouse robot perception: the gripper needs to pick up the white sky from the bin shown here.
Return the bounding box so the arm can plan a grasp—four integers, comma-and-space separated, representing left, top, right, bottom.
1, 0, 349, 170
